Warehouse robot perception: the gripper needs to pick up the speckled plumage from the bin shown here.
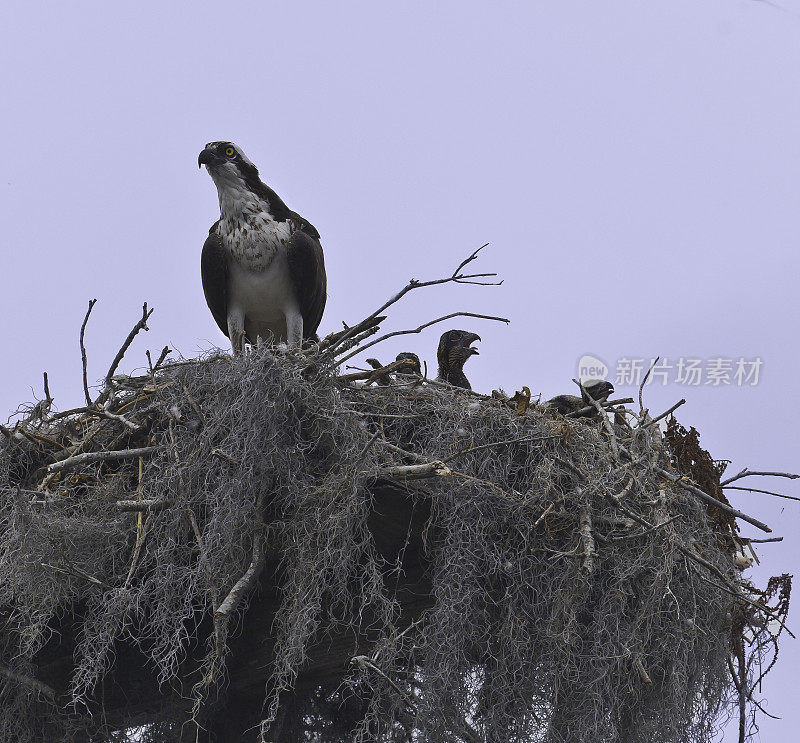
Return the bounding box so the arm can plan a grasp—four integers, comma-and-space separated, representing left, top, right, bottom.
199, 141, 326, 350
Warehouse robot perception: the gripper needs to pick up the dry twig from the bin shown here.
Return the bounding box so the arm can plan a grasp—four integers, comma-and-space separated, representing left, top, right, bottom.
655, 466, 772, 533
79, 299, 97, 405
96, 302, 154, 406
323, 244, 501, 358
336, 311, 509, 365
43, 446, 161, 476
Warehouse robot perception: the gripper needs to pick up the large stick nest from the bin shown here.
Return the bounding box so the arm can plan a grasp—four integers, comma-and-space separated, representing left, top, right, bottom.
0, 342, 790, 743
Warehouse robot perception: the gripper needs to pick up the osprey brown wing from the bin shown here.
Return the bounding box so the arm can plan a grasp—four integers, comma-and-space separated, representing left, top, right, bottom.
200, 222, 230, 338
286, 227, 327, 338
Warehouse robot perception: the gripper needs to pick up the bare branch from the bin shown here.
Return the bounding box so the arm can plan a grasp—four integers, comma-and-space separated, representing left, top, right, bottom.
116, 498, 173, 512
47, 406, 97, 422
550, 455, 587, 480
442, 435, 560, 464
0, 424, 23, 443
564, 397, 634, 418
319, 315, 386, 350
40, 561, 109, 588
573, 379, 620, 461
323, 245, 501, 356
376, 461, 452, 480
357, 430, 382, 459
100, 302, 154, 400
147, 345, 172, 375
206, 449, 239, 468
214, 496, 267, 622
42, 372, 52, 407
422, 377, 493, 400
655, 467, 771, 533
44, 446, 160, 476
48, 404, 142, 431
610, 515, 682, 542
647, 398, 686, 427
337, 358, 420, 385
123, 510, 153, 590
80, 299, 97, 406
638, 357, 659, 414
720, 468, 800, 487
336, 408, 427, 420
740, 536, 783, 544
692, 570, 795, 640
724, 486, 800, 503
634, 657, 653, 686
351, 655, 417, 712
378, 442, 431, 464
325, 323, 384, 356
0, 663, 57, 700
451, 242, 490, 277
534, 502, 555, 527
336, 311, 510, 365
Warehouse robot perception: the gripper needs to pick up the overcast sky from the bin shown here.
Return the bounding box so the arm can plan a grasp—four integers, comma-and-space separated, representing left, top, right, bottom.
1, 1, 798, 739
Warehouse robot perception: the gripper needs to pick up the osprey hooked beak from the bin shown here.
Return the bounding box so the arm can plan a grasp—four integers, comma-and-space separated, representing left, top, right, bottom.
198, 146, 222, 168
581, 379, 614, 404
464, 332, 481, 355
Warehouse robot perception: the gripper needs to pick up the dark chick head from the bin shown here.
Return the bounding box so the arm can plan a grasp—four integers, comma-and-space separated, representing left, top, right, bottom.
580, 379, 615, 405
437, 330, 481, 389
395, 352, 422, 376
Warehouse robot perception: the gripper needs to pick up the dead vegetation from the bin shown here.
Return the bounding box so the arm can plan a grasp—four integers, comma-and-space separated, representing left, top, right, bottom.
0, 249, 795, 743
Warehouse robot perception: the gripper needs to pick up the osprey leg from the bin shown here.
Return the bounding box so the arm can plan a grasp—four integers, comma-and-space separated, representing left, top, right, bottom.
285, 309, 304, 348
227, 311, 246, 355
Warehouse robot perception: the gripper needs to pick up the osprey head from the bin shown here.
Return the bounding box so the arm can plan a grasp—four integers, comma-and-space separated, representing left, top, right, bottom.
395, 352, 422, 376
437, 330, 481, 390
580, 378, 614, 405
198, 141, 260, 188
438, 330, 481, 364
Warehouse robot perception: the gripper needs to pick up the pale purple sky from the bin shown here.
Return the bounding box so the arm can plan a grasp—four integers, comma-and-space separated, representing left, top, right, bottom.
1, 1, 798, 739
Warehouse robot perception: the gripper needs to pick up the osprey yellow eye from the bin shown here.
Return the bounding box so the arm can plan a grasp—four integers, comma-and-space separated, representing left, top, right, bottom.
225, 147, 235, 157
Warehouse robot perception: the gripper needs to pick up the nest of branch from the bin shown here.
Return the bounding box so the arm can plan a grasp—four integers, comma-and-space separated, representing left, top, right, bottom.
0, 341, 791, 743
0, 241, 794, 742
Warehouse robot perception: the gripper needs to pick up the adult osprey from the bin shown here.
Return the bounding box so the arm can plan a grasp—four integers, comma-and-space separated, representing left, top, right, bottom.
436, 330, 481, 390
198, 141, 327, 350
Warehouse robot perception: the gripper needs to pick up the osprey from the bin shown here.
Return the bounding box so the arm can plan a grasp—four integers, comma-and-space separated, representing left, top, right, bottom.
545, 379, 615, 417
198, 141, 327, 350
436, 330, 481, 390
395, 352, 422, 376
363, 353, 422, 385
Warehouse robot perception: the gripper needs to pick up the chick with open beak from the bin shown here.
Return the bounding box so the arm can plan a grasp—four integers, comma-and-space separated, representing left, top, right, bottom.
436, 330, 481, 390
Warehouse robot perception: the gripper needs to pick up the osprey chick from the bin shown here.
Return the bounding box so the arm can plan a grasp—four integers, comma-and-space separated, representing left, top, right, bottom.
546, 379, 615, 417
436, 330, 481, 390
198, 141, 327, 350
395, 352, 422, 376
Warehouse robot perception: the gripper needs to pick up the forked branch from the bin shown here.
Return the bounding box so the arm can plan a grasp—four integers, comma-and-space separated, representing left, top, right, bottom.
79, 299, 98, 406
336, 311, 509, 365
323, 244, 501, 357
101, 302, 154, 397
